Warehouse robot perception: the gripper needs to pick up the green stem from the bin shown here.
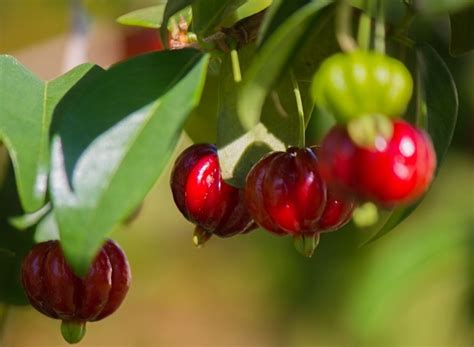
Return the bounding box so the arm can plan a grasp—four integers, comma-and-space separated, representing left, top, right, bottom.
357, 0, 372, 51
290, 70, 305, 148
230, 49, 242, 83
336, 1, 357, 52
374, 0, 386, 53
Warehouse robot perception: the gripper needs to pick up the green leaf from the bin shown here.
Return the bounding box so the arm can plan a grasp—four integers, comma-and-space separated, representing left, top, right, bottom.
50, 50, 209, 275
8, 203, 51, 231
117, 5, 165, 29
184, 67, 220, 144
257, 0, 310, 46
217, 45, 305, 188
237, 0, 332, 130
192, 0, 247, 36
0, 56, 100, 213
160, 0, 195, 45
221, 0, 272, 27
364, 44, 459, 244
35, 211, 60, 243
449, 6, 474, 56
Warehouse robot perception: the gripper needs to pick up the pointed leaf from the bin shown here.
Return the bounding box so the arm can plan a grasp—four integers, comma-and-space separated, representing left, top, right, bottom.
0, 56, 100, 212
50, 50, 209, 275
117, 5, 165, 29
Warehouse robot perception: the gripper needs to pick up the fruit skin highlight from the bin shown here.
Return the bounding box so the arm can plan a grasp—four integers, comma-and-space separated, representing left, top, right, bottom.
319, 120, 437, 207
244, 147, 327, 236
21, 239, 131, 344
170, 143, 253, 238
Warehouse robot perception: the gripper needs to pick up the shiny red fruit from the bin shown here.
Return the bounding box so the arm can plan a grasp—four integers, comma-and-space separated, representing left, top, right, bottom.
310, 147, 356, 232
245, 147, 327, 236
320, 120, 436, 207
170, 144, 253, 237
21, 240, 131, 343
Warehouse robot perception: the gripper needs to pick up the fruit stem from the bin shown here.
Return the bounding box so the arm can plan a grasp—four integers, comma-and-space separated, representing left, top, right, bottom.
293, 233, 320, 258
357, 0, 372, 51
290, 70, 305, 147
374, 0, 386, 54
230, 49, 242, 83
193, 226, 213, 248
336, 1, 357, 52
61, 320, 86, 344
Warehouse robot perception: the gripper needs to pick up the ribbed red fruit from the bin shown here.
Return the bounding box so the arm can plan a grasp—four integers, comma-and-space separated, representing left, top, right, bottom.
320, 120, 436, 207
21, 239, 131, 343
170, 144, 253, 238
310, 146, 356, 233
22, 240, 130, 321
245, 147, 327, 235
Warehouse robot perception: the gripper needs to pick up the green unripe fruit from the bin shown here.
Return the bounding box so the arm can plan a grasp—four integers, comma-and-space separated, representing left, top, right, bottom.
311, 51, 413, 123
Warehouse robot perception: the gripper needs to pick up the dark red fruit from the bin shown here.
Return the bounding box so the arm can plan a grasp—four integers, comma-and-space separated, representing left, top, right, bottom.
21, 239, 131, 343
310, 147, 356, 232
245, 147, 327, 236
320, 120, 436, 207
170, 144, 253, 239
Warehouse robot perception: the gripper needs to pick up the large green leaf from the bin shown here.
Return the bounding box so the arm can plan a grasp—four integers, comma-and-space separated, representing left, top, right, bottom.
160, 0, 195, 45
365, 45, 459, 244
50, 50, 209, 275
217, 45, 307, 188
192, 0, 247, 36
117, 5, 165, 29
0, 56, 100, 213
221, 0, 272, 27
449, 6, 474, 56
237, 0, 332, 130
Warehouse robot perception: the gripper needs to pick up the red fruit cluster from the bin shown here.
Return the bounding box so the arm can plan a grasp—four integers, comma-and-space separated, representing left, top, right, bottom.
170, 144, 254, 243
319, 120, 436, 207
170, 144, 355, 249
21, 239, 131, 343
245, 147, 355, 237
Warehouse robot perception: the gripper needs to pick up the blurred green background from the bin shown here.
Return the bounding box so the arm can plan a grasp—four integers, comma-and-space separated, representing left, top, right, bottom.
1, 1, 473, 346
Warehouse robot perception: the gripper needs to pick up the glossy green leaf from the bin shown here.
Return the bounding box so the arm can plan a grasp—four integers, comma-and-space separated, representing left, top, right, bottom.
237, 0, 332, 130
192, 0, 247, 36
50, 50, 209, 275
117, 5, 165, 29
217, 45, 306, 188
450, 6, 474, 56
364, 45, 459, 244
0, 56, 100, 213
160, 0, 195, 45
